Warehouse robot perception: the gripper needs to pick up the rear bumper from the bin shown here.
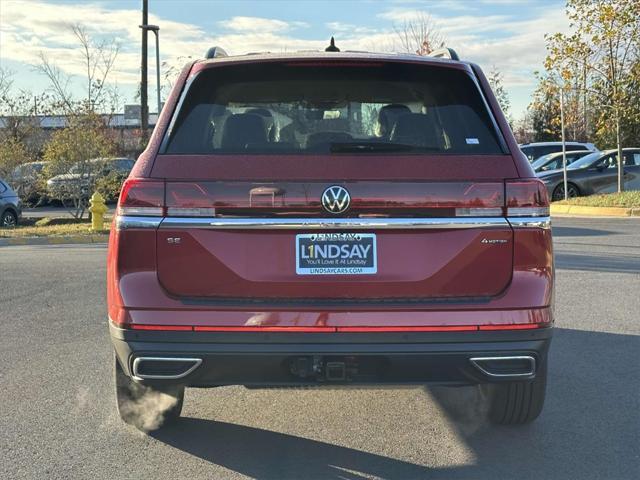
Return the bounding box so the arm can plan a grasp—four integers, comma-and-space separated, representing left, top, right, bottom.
110, 322, 552, 387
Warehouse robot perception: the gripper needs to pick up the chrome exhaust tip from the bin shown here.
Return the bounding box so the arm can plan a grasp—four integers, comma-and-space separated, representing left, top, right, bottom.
132, 357, 202, 380
470, 356, 536, 378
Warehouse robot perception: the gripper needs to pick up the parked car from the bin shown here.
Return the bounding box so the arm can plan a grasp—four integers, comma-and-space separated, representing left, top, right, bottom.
109, 46, 553, 430
0, 179, 22, 227
519, 141, 596, 162
9, 161, 49, 205
531, 150, 593, 173
47, 157, 134, 201
538, 148, 640, 200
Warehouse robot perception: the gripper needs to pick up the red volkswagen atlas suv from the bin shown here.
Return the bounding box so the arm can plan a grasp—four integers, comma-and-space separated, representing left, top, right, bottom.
108, 45, 553, 430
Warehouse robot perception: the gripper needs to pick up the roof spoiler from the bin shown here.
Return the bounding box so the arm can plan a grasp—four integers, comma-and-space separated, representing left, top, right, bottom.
204, 46, 228, 59
429, 47, 460, 61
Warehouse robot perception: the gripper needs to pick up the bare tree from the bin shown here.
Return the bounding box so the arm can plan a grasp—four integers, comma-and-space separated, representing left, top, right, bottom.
0, 66, 14, 98
394, 12, 445, 55
35, 23, 120, 114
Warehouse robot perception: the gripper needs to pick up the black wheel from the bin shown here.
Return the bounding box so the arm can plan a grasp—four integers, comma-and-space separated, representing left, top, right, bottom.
552, 183, 580, 201
114, 355, 184, 431
486, 360, 547, 425
1, 209, 18, 228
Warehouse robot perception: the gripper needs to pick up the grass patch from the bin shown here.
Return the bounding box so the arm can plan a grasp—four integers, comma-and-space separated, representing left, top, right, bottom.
553, 191, 640, 208
0, 217, 109, 238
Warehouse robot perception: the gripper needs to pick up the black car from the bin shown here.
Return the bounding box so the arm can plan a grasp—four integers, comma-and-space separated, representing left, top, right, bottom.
531, 150, 592, 173
0, 179, 22, 227
538, 148, 640, 200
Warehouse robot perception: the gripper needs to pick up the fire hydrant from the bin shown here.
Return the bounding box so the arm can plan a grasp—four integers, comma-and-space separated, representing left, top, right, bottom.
88, 192, 108, 231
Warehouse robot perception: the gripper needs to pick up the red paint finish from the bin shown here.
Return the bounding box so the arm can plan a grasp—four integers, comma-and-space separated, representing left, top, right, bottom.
156, 227, 513, 299
107, 54, 554, 332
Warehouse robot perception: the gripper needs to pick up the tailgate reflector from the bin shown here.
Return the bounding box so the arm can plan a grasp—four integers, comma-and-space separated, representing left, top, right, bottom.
478, 323, 543, 331
130, 324, 193, 331
336, 325, 478, 332
120, 323, 548, 332
193, 326, 335, 332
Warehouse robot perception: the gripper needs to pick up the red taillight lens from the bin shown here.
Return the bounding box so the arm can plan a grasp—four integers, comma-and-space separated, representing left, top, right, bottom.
166, 182, 216, 217
505, 179, 550, 217
453, 182, 504, 217
117, 179, 165, 216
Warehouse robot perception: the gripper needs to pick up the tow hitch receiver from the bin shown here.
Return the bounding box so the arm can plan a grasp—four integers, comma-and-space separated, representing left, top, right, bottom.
325, 362, 347, 381
289, 356, 352, 382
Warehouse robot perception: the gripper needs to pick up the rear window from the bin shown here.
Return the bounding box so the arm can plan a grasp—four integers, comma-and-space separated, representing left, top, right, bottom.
164, 62, 505, 155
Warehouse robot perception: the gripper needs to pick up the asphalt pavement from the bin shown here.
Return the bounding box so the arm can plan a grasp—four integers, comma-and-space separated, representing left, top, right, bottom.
1, 217, 638, 479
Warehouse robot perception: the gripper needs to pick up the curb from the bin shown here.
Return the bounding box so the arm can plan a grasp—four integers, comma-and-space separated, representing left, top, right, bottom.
0, 234, 110, 247
550, 204, 640, 217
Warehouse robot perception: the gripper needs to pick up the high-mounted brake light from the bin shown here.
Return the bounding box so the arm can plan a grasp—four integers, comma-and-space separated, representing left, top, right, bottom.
505, 179, 550, 217
117, 179, 165, 216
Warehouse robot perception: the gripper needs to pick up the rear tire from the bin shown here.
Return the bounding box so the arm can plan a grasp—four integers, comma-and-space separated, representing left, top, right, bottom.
552, 183, 580, 201
114, 355, 184, 431
487, 360, 547, 425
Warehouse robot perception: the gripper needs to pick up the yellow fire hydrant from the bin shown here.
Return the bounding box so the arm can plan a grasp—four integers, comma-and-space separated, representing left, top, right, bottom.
88, 192, 108, 231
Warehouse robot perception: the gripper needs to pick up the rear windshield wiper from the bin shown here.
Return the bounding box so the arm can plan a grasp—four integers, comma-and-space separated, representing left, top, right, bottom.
329, 142, 438, 153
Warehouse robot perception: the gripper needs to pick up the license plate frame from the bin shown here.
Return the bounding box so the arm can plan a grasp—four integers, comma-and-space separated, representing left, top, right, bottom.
295, 233, 377, 275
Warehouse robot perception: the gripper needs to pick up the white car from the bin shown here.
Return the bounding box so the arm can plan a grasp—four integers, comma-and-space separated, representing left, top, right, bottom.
519, 142, 597, 163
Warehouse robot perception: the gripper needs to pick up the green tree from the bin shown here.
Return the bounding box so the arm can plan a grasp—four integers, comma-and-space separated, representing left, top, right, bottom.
545, 0, 640, 192
487, 67, 512, 125
0, 137, 33, 179
43, 114, 115, 218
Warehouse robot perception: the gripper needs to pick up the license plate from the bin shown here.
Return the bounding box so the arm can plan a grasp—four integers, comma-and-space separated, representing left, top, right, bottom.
296, 233, 377, 275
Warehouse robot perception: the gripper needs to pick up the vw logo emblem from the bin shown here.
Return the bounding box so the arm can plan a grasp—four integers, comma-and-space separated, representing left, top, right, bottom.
321, 185, 351, 214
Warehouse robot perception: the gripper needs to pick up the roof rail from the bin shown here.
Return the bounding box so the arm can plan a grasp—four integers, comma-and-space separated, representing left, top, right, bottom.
204, 46, 228, 59
429, 47, 460, 61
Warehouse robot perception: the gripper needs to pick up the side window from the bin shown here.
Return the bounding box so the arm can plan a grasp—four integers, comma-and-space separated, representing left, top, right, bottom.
0, 181, 6, 194
623, 152, 640, 166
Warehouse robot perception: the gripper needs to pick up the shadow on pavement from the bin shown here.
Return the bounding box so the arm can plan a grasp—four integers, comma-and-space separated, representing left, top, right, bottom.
152, 328, 639, 480
152, 418, 430, 479
427, 327, 640, 480
552, 226, 617, 237
554, 252, 640, 273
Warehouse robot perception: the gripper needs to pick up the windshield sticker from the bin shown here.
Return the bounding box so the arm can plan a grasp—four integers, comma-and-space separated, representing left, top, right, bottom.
466, 138, 480, 144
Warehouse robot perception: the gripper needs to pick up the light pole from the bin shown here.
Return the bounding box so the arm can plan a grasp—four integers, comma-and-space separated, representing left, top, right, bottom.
560, 87, 568, 200
139, 24, 161, 118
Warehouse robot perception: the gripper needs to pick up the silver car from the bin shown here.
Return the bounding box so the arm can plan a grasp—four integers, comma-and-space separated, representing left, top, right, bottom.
0, 179, 22, 227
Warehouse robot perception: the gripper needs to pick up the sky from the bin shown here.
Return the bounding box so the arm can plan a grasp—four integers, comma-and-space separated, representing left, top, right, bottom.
0, 0, 570, 118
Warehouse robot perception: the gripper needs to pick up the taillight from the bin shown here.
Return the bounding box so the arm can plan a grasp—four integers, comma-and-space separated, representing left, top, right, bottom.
117, 179, 165, 216
421, 182, 505, 217
166, 182, 216, 217
505, 179, 550, 217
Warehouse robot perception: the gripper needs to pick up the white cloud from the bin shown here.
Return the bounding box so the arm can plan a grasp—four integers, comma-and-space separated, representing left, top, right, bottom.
220, 16, 306, 33
0, 0, 570, 116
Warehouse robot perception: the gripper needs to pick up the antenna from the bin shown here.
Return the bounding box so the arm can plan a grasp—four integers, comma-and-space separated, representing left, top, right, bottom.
325, 37, 340, 52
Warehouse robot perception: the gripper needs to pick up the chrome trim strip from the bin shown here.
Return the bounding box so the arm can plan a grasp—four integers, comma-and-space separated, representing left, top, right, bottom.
507, 216, 551, 229
132, 357, 203, 381
469, 356, 536, 378
116, 215, 162, 230
158, 216, 510, 230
